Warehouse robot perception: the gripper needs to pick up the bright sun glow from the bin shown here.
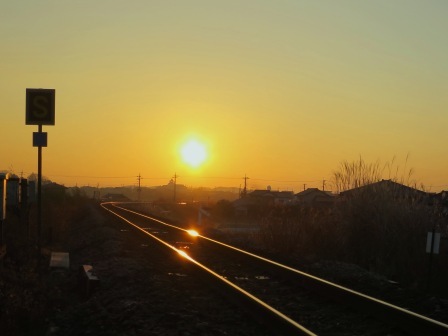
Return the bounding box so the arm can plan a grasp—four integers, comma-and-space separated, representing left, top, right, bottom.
180, 140, 207, 168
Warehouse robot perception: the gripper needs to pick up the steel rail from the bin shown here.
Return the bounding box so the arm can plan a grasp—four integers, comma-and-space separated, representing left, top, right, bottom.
111, 202, 448, 335
101, 202, 316, 336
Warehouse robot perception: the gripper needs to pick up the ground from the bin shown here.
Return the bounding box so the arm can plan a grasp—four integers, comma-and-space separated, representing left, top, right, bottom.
1, 201, 448, 335
1, 203, 271, 336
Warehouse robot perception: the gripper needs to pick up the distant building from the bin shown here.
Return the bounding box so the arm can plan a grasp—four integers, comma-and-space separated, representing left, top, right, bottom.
42, 182, 69, 200
339, 179, 429, 202
1, 175, 30, 208
101, 193, 130, 202
232, 188, 295, 218
6, 176, 20, 206
246, 189, 294, 205
295, 188, 335, 207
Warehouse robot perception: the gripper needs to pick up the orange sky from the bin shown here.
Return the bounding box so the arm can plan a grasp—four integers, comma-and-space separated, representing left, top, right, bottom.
1, 1, 448, 192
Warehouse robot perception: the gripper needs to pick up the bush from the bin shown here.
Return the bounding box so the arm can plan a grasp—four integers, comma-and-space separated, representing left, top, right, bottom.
256, 157, 447, 292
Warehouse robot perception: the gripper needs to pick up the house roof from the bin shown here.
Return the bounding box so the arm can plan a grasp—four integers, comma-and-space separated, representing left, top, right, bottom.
340, 179, 427, 198
295, 188, 330, 197
249, 190, 274, 197
248, 190, 294, 198
272, 191, 294, 198
42, 182, 68, 190
295, 188, 334, 203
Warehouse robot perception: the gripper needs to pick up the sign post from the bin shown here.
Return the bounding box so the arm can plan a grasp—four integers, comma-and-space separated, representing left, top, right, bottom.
426, 230, 441, 291
0, 173, 8, 260
26, 88, 55, 269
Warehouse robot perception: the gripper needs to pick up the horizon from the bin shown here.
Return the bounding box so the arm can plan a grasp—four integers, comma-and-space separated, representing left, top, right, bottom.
2, 1, 448, 193
3, 168, 443, 195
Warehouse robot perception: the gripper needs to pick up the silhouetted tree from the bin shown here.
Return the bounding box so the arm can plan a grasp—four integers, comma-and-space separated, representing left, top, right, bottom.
27, 172, 52, 185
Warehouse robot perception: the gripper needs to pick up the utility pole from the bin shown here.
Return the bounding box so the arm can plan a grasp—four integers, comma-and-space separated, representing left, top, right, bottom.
241, 174, 249, 198
173, 173, 177, 203
322, 179, 326, 191
137, 174, 142, 201
303, 184, 306, 191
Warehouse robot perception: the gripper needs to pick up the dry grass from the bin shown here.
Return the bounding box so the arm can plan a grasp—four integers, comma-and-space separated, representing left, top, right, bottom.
256, 195, 443, 292
331, 155, 418, 193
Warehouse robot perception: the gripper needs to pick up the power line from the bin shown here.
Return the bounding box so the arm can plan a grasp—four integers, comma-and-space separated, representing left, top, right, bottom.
179, 176, 242, 180
251, 178, 321, 183
46, 174, 137, 179
43, 172, 325, 183
40, 172, 333, 191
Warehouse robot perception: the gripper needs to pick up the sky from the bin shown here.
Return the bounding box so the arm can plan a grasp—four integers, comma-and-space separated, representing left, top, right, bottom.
1, 0, 448, 192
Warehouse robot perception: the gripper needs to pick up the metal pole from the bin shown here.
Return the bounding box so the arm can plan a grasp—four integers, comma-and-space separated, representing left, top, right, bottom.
37, 125, 42, 269
173, 173, 177, 203
138, 174, 141, 202
426, 225, 436, 291
0, 219, 2, 247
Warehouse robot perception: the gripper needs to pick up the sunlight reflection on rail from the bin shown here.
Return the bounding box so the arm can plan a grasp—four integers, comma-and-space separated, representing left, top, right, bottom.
187, 229, 199, 237
177, 249, 190, 259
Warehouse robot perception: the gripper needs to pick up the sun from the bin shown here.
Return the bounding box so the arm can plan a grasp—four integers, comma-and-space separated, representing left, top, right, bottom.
180, 140, 207, 168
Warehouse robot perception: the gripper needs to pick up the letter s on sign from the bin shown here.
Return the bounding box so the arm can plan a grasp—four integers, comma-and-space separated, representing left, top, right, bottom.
33, 95, 48, 118
26, 88, 55, 125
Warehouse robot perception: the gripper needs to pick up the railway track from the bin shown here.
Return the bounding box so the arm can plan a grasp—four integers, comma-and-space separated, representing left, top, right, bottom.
101, 202, 448, 335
